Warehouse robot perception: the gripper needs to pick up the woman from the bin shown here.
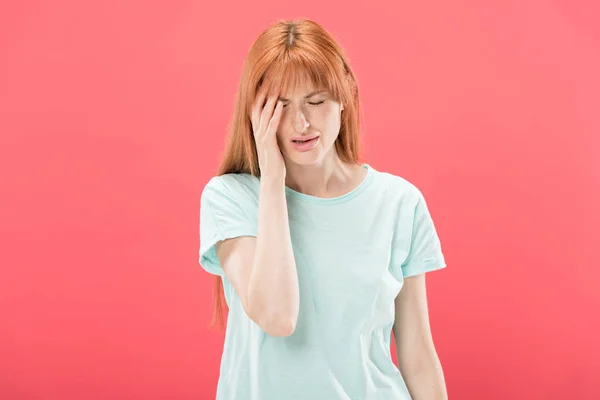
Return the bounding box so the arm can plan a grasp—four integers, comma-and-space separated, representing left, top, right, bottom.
199, 18, 448, 400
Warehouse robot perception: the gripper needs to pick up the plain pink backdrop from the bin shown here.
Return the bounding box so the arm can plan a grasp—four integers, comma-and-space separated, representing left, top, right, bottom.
1, 1, 599, 399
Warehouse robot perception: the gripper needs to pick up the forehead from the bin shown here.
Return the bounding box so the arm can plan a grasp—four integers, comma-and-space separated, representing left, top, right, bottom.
264, 67, 325, 97
280, 81, 323, 100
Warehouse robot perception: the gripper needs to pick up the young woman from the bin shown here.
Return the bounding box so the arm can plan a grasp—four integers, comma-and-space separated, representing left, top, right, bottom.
199, 18, 448, 400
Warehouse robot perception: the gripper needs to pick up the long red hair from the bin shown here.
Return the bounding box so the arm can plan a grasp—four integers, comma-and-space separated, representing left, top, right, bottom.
209, 18, 364, 328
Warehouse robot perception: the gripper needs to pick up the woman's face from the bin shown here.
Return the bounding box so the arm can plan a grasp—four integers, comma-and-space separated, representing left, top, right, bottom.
274, 80, 344, 166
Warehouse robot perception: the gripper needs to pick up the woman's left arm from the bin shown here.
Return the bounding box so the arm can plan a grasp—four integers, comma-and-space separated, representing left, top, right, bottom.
393, 272, 448, 400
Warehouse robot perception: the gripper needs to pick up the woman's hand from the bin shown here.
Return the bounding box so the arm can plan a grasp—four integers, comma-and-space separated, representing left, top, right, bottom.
250, 87, 286, 181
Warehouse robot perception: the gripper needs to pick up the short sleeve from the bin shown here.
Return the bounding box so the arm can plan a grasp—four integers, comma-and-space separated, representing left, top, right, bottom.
391, 187, 447, 279
198, 176, 257, 276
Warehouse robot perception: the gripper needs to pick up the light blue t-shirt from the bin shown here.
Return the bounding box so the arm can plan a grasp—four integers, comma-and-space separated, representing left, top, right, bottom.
198, 163, 447, 400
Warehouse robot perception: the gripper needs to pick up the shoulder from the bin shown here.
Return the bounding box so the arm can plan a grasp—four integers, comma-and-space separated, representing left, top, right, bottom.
201, 172, 260, 204
203, 172, 257, 192
370, 167, 423, 204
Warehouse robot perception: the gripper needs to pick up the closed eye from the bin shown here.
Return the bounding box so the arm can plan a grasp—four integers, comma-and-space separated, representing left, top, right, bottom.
282, 100, 325, 108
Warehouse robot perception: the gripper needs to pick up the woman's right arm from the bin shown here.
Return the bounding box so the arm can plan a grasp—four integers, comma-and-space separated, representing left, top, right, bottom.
215, 177, 299, 337
214, 87, 299, 337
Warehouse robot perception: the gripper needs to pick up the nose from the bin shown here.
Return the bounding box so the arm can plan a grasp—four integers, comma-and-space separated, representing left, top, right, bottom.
292, 110, 310, 133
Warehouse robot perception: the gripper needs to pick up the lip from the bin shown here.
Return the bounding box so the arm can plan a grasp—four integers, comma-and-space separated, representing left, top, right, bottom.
290, 136, 320, 152
290, 134, 319, 142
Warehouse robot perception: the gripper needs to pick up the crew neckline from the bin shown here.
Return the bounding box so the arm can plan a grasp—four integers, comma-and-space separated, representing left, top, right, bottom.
284, 163, 374, 205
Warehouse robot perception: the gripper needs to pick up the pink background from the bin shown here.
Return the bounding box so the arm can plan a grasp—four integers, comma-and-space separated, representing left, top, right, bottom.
1, 1, 599, 399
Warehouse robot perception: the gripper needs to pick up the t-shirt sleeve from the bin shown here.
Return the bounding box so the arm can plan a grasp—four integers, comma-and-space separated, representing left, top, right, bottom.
198, 176, 257, 276
390, 187, 447, 279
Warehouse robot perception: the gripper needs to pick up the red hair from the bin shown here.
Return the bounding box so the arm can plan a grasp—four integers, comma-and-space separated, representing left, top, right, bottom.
209, 18, 363, 328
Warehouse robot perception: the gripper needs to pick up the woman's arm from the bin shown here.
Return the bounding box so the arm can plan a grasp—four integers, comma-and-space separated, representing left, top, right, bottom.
214, 91, 299, 337
215, 177, 299, 337
393, 273, 448, 399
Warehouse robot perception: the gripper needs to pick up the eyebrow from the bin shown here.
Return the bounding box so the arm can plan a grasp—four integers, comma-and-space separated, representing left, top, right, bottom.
278, 90, 328, 102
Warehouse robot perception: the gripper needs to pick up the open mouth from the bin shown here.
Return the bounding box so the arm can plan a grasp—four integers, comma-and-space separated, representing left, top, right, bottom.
290, 136, 319, 151
292, 137, 318, 144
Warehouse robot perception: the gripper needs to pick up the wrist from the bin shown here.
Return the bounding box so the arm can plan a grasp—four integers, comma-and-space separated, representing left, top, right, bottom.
260, 174, 286, 190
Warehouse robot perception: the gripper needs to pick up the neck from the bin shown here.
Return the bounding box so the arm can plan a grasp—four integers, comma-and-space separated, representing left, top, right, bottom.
284, 152, 359, 198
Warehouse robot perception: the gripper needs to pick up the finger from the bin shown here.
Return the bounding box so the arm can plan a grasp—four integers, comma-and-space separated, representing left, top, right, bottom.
265, 100, 283, 137
251, 86, 268, 133
259, 91, 280, 134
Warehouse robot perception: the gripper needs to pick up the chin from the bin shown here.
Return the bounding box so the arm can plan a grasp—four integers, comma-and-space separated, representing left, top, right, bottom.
284, 147, 328, 166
